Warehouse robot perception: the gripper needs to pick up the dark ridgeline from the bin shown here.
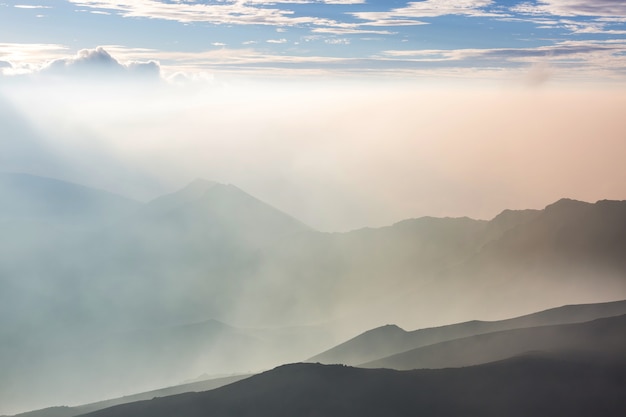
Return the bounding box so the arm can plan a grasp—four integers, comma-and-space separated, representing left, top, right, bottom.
361, 314, 626, 369
7, 374, 252, 417
310, 299, 626, 366
70, 314, 626, 417
79, 353, 626, 417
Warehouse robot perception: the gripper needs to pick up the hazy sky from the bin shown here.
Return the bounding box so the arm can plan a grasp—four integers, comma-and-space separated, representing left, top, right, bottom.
1, 0, 626, 231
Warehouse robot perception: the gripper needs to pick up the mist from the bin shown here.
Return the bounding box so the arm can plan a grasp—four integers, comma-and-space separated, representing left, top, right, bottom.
2, 67, 626, 415
2, 78, 626, 232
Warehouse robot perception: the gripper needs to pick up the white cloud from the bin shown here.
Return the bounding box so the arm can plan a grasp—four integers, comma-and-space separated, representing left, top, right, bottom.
2, 38, 625, 84
13, 4, 51, 9
267, 38, 288, 44
67, 0, 341, 27
311, 27, 396, 35
325, 38, 350, 45
353, 0, 498, 26
513, 0, 626, 17
0, 60, 12, 75
41, 47, 161, 81
0, 43, 69, 75
381, 39, 626, 82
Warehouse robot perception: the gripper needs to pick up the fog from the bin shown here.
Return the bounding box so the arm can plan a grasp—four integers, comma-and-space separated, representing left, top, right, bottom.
2, 72, 626, 415
2, 78, 626, 232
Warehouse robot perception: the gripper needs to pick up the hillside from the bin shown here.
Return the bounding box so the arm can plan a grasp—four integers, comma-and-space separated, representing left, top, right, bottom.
7, 374, 252, 417
2, 174, 626, 414
309, 299, 626, 365
362, 314, 626, 370
79, 355, 626, 417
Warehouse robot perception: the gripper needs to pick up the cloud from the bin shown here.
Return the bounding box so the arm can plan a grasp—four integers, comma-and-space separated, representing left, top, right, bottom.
383, 39, 626, 62
0, 61, 12, 68
523, 62, 554, 86
325, 38, 350, 45
64, 0, 401, 36
67, 0, 342, 27
509, 1, 626, 35
13, 4, 52, 9
41, 46, 161, 81
353, 0, 498, 26
311, 27, 397, 35
378, 39, 626, 81
513, 0, 626, 17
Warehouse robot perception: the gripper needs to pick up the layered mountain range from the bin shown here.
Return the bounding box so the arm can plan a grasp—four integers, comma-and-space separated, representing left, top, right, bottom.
1, 172, 625, 414
12, 310, 626, 417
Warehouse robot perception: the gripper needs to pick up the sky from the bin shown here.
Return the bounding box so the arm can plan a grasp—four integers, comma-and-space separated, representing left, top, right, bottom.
1, 0, 626, 231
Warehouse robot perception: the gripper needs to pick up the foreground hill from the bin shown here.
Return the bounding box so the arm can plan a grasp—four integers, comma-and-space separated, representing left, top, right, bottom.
79, 354, 626, 417
362, 314, 626, 370
309, 299, 626, 365
8, 374, 251, 417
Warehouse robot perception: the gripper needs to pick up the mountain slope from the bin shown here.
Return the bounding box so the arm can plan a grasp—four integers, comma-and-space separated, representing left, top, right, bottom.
7, 374, 252, 417
336, 197, 626, 328
3, 184, 626, 415
309, 299, 626, 365
362, 314, 626, 370
0, 173, 140, 227
79, 354, 626, 417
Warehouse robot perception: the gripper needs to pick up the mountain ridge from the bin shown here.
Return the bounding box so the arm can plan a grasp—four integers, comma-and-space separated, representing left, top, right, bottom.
308, 299, 626, 365
361, 313, 626, 370
2, 173, 626, 415
76, 352, 626, 417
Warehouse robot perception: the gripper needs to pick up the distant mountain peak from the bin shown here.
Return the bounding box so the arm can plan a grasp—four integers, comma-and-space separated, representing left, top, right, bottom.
179, 178, 220, 197
145, 178, 220, 214
366, 324, 405, 335
545, 198, 592, 211
187, 177, 218, 188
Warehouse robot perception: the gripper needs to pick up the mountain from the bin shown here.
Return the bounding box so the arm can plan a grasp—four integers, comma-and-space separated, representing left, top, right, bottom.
303, 197, 626, 329
309, 299, 626, 365
362, 314, 626, 370
0, 317, 338, 416
74, 178, 311, 329
0, 175, 317, 415
0, 172, 140, 227
2, 175, 626, 415
7, 374, 252, 417
77, 354, 626, 417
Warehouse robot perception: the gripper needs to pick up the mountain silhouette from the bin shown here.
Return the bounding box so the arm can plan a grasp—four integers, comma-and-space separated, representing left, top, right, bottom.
77, 353, 626, 417
309, 299, 626, 365
7, 374, 252, 417
362, 314, 626, 370
0, 172, 139, 227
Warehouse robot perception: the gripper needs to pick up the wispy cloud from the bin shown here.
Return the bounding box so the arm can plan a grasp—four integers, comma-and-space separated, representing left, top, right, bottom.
67, 0, 342, 27
507, 1, 626, 35
353, 0, 500, 26
3, 37, 625, 83
512, 0, 626, 17
13, 4, 52, 9
382, 39, 626, 81
0, 43, 68, 74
